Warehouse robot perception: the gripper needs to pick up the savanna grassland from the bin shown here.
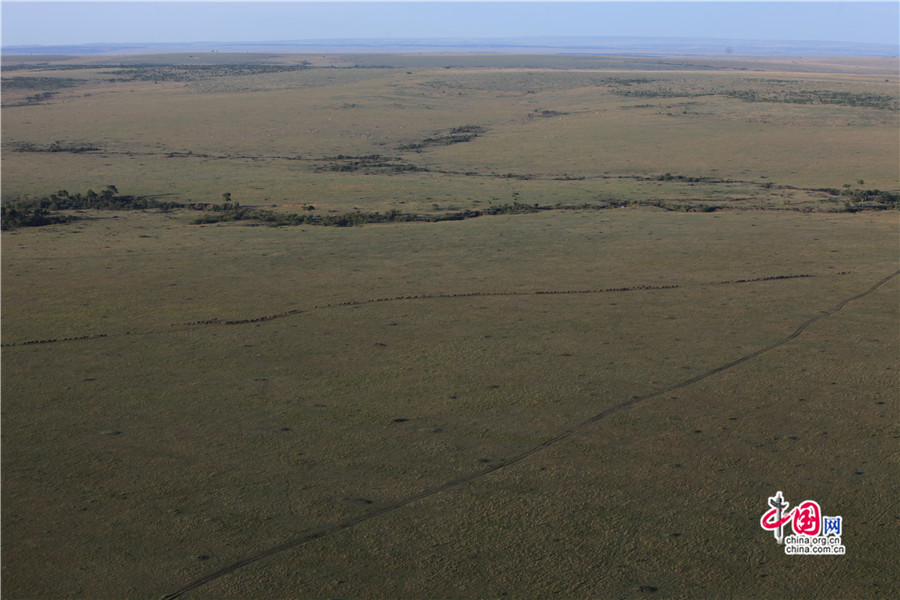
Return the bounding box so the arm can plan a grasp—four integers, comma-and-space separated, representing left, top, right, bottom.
1, 53, 898, 599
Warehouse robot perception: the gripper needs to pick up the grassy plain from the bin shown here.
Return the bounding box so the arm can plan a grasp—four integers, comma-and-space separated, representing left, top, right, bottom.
2, 54, 898, 209
2, 54, 898, 599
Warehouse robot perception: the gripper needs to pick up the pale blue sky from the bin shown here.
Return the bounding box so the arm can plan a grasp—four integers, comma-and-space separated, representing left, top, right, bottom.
2, 2, 898, 47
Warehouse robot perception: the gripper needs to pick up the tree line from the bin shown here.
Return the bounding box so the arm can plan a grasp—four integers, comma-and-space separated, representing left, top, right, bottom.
1, 186, 182, 230
3, 184, 897, 232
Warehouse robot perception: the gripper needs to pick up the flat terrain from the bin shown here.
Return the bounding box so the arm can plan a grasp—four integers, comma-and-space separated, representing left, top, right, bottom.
2, 54, 898, 599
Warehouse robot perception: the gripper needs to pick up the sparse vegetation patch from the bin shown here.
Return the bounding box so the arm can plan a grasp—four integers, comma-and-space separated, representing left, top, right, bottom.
1, 187, 181, 229
316, 154, 428, 173
10, 140, 102, 154
101, 63, 310, 82
0, 76, 80, 90
725, 89, 898, 110
399, 125, 486, 151
525, 109, 569, 120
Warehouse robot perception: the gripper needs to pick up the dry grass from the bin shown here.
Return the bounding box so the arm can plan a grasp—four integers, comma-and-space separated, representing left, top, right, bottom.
1, 54, 898, 599
3, 207, 897, 599
2, 57, 897, 207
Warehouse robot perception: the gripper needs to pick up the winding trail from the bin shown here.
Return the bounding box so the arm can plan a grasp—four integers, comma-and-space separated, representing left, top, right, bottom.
160, 268, 898, 599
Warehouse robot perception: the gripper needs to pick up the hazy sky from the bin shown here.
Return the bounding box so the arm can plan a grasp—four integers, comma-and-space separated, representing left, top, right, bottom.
2, 1, 899, 47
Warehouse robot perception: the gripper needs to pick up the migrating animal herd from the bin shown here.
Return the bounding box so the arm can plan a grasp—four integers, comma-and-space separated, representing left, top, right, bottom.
2, 274, 817, 349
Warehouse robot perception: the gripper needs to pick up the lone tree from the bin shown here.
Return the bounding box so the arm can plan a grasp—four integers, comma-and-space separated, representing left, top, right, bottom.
223, 192, 232, 202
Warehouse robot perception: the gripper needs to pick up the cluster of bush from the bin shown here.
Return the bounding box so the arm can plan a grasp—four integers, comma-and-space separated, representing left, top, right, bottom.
4, 181, 896, 232
0, 76, 80, 90
103, 63, 311, 83
1, 187, 183, 230
2, 186, 524, 230
612, 88, 705, 99
0, 205, 74, 230
838, 189, 900, 211
317, 154, 428, 173
12, 141, 102, 153
192, 201, 545, 227
1, 91, 60, 107
525, 109, 569, 119
398, 125, 485, 150
725, 90, 897, 111
657, 173, 709, 183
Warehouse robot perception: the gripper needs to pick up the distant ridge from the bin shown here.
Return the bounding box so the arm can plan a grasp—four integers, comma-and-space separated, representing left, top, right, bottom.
3, 36, 897, 57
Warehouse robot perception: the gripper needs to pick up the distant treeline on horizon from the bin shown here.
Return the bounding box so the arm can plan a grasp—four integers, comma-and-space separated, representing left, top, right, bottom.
2, 36, 897, 57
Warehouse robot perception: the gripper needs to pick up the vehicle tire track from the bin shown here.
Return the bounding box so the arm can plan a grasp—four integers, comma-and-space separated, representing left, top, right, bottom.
2, 273, 814, 348
160, 268, 897, 599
